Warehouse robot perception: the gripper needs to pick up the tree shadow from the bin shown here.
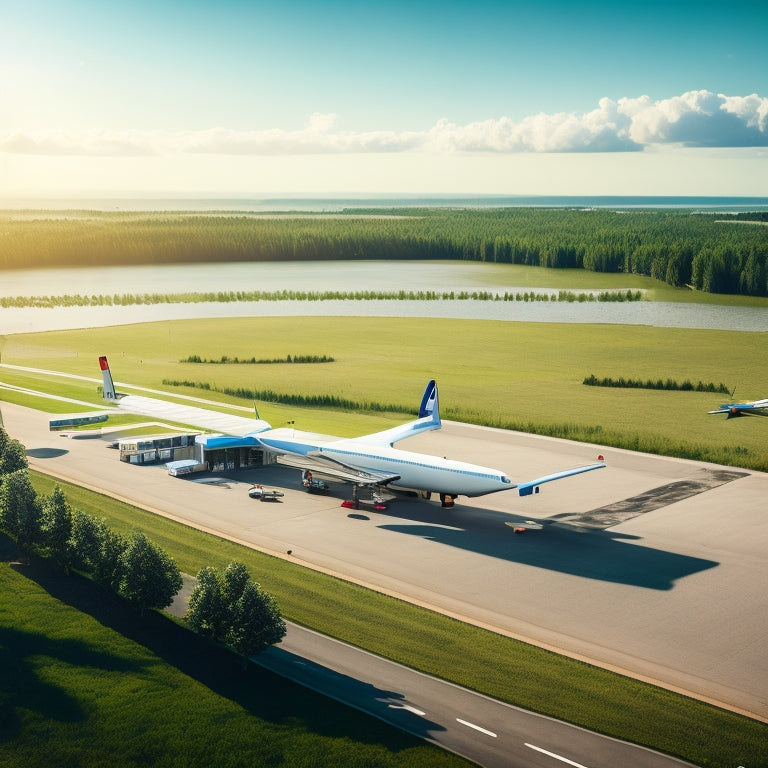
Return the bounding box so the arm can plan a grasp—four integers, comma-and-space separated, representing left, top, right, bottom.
6, 552, 442, 753
0, 622, 149, 742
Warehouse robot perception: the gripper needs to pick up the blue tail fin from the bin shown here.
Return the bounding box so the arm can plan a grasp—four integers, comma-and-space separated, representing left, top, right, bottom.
360, 379, 441, 446
419, 379, 439, 421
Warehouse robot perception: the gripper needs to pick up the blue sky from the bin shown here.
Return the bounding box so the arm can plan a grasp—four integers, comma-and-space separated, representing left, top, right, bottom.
2, 0, 767, 197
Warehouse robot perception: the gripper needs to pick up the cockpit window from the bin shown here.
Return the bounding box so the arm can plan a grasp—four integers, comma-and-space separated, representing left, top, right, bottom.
501, 475, 511, 484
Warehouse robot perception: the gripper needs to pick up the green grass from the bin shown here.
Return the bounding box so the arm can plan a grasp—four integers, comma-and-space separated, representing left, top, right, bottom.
2, 316, 767, 469
0, 553, 472, 768
18, 471, 768, 768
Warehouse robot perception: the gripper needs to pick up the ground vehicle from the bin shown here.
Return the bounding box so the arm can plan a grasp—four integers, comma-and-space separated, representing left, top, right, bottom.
248, 484, 285, 501
304, 477, 330, 494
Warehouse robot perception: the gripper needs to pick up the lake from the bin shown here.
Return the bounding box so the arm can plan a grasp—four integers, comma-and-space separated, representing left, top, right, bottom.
1, 261, 766, 334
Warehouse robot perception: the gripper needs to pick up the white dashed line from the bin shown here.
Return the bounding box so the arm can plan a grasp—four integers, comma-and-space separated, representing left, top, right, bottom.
525, 743, 589, 767
456, 718, 497, 738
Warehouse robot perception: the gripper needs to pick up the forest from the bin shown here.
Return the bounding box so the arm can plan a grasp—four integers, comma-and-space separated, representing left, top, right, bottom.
1, 207, 766, 295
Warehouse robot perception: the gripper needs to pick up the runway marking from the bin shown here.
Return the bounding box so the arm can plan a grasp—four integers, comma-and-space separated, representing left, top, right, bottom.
552, 468, 748, 529
525, 743, 589, 767
388, 703, 426, 716
456, 718, 497, 737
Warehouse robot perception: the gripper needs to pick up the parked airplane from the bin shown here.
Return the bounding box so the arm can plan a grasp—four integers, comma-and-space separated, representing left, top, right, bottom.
709, 398, 768, 419
98, 356, 604, 508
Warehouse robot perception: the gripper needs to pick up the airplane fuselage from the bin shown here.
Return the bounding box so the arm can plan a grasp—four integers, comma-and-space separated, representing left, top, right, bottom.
319, 440, 513, 496
256, 429, 513, 497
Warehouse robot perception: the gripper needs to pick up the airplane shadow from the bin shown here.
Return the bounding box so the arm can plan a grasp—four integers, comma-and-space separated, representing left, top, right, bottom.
374, 500, 718, 591
234, 467, 718, 590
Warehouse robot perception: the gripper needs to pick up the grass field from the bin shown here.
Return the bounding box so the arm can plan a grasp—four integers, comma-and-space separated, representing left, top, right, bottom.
0, 548, 472, 768
1, 315, 766, 470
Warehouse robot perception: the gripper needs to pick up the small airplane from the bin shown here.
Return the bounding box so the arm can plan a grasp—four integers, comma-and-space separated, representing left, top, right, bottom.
708, 398, 768, 419
97, 356, 605, 510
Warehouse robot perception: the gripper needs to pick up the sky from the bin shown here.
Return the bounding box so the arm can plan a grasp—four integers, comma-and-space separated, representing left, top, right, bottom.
1, 0, 767, 199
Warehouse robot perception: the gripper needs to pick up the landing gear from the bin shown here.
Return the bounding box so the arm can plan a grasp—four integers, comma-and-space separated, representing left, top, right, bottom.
341, 484, 389, 511
440, 493, 457, 508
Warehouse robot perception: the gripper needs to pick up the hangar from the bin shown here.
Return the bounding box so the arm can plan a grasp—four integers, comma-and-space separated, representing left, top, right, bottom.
115, 431, 268, 474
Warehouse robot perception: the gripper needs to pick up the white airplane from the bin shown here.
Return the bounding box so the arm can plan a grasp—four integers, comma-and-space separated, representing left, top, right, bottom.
98, 356, 605, 508
709, 398, 768, 419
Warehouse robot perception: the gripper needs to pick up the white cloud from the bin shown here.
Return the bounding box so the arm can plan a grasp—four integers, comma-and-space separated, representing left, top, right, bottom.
2, 90, 767, 157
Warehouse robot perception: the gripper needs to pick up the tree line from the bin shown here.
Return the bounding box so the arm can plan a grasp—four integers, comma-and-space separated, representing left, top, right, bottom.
583, 374, 731, 393
0, 287, 643, 308
182, 354, 335, 364
1, 208, 766, 295
0, 426, 285, 659
163, 379, 415, 415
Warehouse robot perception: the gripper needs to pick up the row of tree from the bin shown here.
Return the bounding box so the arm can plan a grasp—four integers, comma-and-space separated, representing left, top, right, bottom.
582, 374, 731, 393
0, 426, 285, 658
181, 354, 335, 364
162, 379, 415, 415
2, 208, 766, 295
0, 288, 643, 308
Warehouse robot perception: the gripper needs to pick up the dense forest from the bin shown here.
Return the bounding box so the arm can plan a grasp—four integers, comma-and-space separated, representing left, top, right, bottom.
1, 208, 766, 295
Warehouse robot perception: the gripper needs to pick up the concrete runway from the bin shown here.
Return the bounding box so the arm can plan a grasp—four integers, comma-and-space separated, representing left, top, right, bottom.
3, 401, 767, 720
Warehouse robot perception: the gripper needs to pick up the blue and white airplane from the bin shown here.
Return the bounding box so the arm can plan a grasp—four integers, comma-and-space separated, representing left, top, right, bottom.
708, 397, 768, 419
98, 356, 604, 508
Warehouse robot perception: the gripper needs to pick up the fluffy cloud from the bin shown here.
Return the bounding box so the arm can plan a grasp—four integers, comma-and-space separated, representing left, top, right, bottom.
2, 91, 766, 157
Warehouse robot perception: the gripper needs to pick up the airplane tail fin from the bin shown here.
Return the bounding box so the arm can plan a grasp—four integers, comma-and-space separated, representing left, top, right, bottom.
419, 379, 440, 424
99, 356, 117, 400
359, 379, 442, 447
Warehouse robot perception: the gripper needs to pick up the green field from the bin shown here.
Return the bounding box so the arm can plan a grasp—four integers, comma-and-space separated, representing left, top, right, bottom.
0, 550, 472, 768
1, 315, 766, 470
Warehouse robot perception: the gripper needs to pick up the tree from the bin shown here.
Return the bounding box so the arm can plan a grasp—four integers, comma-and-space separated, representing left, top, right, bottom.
40, 485, 73, 571
118, 532, 182, 614
0, 469, 40, 546
222, 560, 250, 605
186, 565, 227, 639
0, 437, 28, 477
740, 249, 767, 296
69, 510, 106, 574
94, 524, 127, 590
225, 581, 286, 660
186, 561, 286, 661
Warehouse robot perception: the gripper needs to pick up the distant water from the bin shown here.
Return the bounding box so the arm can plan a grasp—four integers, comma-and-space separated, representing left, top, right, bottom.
2, 262, 767, 334
2, 299, 766, 335
2, 195, 768, 212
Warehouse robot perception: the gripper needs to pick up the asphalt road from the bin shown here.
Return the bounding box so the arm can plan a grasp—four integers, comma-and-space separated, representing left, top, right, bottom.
2, 399, 767, 723
257, 623, 695, 768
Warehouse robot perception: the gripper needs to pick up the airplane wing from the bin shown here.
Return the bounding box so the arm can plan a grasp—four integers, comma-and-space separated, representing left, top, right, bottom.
516, 462, 606, 497
276, 452, 401, 486
96, 356, 272, 435
709, 399, 768, 418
